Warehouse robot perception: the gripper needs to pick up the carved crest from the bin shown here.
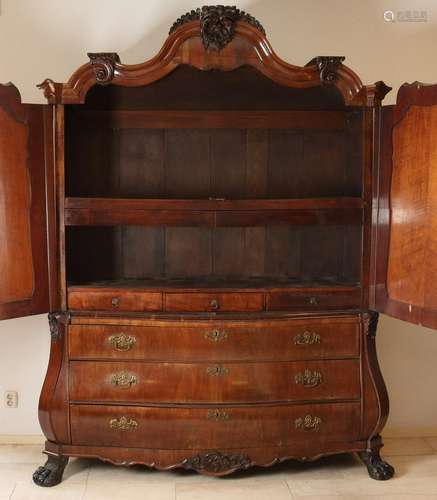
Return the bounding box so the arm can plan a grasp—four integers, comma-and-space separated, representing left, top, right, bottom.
88, 52, 121, 85
169, 5, 265, 50
183, 451, 252, 474
306, 56, 345, 84
363, 311, 379, 337
48, 312, 70, 341
200, 5, 239, 50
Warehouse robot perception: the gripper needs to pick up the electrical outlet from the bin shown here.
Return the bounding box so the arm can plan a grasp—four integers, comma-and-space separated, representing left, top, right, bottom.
5, 391, 18, 408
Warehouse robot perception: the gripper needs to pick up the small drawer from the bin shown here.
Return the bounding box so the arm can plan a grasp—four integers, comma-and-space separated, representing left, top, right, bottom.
69, 359, 360, 404
267, 288, 361, 311
68, 288, 163, 312
68, 316, 360, 361
164, 292, 264, 312
70, 402, 361, 449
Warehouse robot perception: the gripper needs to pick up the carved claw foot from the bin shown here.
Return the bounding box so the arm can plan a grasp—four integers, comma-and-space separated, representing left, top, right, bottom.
358, 449, 394, 480
33, 454, 69, 487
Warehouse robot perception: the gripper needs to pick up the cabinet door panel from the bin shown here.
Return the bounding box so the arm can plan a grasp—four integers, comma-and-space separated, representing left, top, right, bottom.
0, 85, 52, 320
376, 83, 437, 329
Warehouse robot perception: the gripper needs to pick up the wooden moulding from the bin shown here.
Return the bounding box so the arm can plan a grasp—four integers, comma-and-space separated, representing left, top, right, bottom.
37, 16, 390, 107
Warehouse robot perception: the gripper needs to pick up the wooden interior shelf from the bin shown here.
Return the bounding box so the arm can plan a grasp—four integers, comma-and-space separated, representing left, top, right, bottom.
67, 278, 360, 291
64, 197, 364, 227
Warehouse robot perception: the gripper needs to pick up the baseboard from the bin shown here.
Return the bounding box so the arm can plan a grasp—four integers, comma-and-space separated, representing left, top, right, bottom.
0, 434, 45, 445
383, 429, 437, 438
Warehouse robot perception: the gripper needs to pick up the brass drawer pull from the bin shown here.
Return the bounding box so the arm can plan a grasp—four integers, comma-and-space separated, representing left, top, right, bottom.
293, 331, 321, 345
108, 334, 136, 351
110, 371, 137, 387
207, 410, 229, 421
111, 297, 120, 307
209, 299, 220, 310
204, 329, 228, 342
295, 369, 323, 388
295, 414, 322, 432
206, 365, 229, 377
109, 416, 138, 431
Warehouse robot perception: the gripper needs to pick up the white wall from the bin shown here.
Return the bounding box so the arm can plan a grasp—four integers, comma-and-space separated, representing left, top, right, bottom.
0, 0, 437, 438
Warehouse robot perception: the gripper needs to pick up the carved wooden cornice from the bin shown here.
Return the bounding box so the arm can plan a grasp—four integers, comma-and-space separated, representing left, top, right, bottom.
38, 6, 390, 106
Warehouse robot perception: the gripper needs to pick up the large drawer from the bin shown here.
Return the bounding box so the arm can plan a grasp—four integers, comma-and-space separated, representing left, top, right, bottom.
70, 402, 361, 449
68, 316, 360, 361
69, 359, 360, 404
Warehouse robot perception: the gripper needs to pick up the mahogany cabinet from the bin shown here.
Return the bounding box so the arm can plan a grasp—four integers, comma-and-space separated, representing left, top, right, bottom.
1, 5, 436, 487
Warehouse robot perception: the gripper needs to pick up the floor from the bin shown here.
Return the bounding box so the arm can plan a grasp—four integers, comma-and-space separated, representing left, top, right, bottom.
1, 438, 437, 499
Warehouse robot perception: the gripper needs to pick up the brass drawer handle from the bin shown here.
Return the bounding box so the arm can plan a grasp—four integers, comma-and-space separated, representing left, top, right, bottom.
206, 365, 229, 377
108, 334, 136, 351
309, 296, 318, 305
109, 416, 138, 431
111, 297, 120, 307
294, 331, 321, 345
110, 371, 137, 387
207, 410, 229, 421
295, 414, 322, 432
295, 369, 323, 388
209, 299, 220, 310
204, 329, 228, 342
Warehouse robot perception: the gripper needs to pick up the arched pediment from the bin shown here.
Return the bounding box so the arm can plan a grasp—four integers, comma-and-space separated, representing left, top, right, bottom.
38, 5, 390, 106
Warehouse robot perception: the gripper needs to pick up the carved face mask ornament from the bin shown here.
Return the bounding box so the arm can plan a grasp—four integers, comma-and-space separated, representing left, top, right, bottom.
200, 5, 239, 50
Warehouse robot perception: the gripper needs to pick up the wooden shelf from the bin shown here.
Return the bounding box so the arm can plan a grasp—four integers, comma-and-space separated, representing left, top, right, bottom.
68, 278, 360, 293
64, 197, 364, 227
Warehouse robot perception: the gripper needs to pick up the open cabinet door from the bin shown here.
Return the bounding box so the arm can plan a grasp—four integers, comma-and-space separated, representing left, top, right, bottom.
373, 83, 437, 329
0, 84, 54, 320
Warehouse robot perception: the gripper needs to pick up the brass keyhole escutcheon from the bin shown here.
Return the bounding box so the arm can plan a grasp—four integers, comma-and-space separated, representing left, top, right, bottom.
206, 365, 229, 377
293, 331, 321, 345
110, 372, 137, 388
210, 299, 220, 310
109, 334, 136, 351
109, 416, 138, 431
295, 414, 322, 432
295, 369, 323, 388
205, 329, 228, 342
207, 410, 229, 421
111, 297, 120, 307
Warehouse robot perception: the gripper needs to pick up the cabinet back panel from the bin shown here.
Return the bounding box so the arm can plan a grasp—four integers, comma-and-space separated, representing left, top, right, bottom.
66, 125, 362, 199
66, 225, 361, 285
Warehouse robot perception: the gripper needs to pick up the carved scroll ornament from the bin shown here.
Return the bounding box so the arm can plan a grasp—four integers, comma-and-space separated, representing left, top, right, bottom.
88, 52, 120, 85
306, 56, 345, 84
